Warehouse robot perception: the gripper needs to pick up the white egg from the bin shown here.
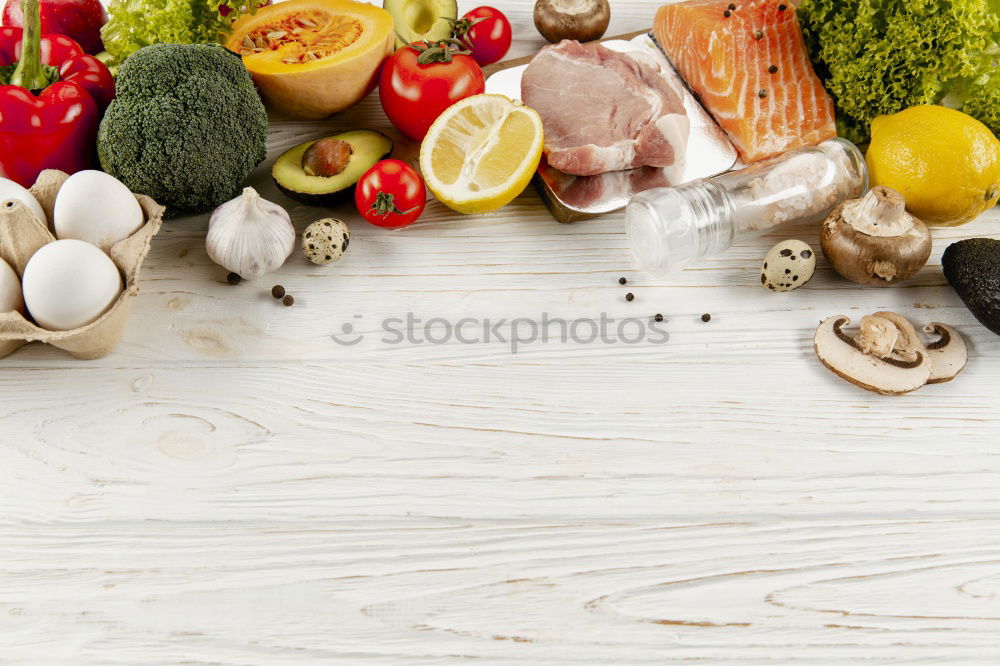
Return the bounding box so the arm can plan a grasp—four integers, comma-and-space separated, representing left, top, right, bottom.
54, 170, 144, 252
0, 176, 46, 225
22, 239, 122, 331
0, 257, 23, 314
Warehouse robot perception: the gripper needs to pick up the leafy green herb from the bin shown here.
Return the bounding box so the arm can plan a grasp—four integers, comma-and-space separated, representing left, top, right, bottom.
100, 0, 268, 66
797, 0, 1000, 141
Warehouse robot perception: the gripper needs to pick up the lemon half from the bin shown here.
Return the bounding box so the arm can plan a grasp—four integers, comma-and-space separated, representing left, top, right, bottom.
419, 94, 544, 215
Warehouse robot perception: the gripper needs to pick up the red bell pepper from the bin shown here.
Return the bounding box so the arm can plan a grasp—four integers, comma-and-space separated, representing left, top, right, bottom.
0, 0, 113, 187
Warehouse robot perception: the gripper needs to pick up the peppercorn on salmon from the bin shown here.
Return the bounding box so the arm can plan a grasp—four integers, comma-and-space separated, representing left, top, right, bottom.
653, 0, 836, 162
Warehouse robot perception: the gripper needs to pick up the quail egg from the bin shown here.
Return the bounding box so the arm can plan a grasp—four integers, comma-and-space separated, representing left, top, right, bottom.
761, 239, 815, 292
302, 218, 349, 265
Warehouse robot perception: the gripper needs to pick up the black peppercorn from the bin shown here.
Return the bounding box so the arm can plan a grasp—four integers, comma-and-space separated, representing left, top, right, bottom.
723, 9, 731, 17
701, 313, 711, 322
226, 272, 241, 285
625, 292, 635, 302
282, 295, 295, 307
768, 65, 778, 73
728, 2, 736, 8
778, 3, 787, 9
758, 89, 768, 98
654, 313, 663, 322
755, 30, 764, 40
618, 277, 627, 285
271, 285, 285, 299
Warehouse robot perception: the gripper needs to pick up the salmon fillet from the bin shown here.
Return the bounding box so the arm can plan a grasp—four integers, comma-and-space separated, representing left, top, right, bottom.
654, 0, 835, 162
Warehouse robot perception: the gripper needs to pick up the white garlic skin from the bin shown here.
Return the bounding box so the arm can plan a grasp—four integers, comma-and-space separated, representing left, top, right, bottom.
206, 187, 294, 280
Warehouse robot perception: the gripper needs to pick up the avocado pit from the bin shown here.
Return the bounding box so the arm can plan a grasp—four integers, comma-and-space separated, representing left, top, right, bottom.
302, 138, 354, 177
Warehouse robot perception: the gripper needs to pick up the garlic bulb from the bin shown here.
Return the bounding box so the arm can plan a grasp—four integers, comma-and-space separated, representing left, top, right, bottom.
206, 187, 295, 280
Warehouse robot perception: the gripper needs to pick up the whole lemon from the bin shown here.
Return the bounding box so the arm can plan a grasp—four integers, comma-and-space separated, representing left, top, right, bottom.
866, 105, 1000, 226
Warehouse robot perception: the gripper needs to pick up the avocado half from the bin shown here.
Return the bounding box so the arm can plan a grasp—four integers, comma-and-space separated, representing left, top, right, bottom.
272, 129, 393, 206
384, 0, 457, 48
942, 238, 1000, 336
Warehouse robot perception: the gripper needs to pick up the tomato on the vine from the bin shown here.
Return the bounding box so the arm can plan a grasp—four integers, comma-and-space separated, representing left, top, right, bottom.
378, 40, 485, 141
355, 159, 427, 228
451, 6, 511, 66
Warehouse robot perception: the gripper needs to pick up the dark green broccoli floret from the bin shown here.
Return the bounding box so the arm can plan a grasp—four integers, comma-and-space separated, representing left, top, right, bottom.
97, 43, 268, 217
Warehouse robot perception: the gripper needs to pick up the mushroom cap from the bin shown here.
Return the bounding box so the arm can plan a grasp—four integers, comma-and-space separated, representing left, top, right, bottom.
534, 0, 611, 43
820, 187, 932, 286
814, 314, 932, 395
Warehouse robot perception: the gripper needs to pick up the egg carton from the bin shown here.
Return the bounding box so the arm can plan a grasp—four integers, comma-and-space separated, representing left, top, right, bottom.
0, 170, 164, 360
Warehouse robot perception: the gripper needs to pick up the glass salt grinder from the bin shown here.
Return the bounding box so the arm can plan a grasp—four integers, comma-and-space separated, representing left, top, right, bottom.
625, 138, 868, 274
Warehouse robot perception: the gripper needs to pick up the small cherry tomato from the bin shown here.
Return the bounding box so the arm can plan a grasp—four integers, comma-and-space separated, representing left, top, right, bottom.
355, 159, 426, 228
452, 6, 511, 66
379, 40, 485, 141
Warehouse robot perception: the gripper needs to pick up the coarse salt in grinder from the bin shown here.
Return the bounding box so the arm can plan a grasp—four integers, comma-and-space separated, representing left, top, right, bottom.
625, 138, 868, 274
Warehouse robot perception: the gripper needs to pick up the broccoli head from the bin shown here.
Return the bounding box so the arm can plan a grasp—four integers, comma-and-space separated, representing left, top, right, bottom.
97, 43, 268, 217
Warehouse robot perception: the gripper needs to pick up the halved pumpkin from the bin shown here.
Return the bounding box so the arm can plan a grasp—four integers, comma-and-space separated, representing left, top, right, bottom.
227, 0, 394, 120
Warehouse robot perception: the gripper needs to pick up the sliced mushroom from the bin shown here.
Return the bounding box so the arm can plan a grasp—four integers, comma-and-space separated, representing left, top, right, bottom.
820, 187, 931, 286
814, 313, 932, 395
922, 322, 968, 383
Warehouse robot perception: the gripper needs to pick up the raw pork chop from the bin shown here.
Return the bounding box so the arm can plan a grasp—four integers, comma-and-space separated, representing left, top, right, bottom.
521, 40, 690, 177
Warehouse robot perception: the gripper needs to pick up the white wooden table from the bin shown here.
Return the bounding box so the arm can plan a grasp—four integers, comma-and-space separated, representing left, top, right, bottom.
2, 1, 999, 662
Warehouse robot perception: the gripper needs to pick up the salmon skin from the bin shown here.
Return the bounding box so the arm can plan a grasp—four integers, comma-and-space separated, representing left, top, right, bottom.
654, 0, 836, 162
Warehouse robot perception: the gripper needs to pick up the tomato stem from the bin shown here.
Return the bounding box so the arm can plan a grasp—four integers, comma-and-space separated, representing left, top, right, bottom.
446, 15, 488, 50
369, 191, 419, 218
407, 37, 473, 64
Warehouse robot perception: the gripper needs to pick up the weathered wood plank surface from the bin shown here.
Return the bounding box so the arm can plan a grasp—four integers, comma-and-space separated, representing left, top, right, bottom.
0, 1, 998, 663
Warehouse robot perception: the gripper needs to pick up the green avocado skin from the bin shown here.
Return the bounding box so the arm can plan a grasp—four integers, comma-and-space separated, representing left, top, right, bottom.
942, 238, 1000, 336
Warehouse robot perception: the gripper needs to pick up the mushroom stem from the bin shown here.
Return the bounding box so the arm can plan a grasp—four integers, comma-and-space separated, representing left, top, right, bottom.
873, 310, 924, 363
855, 314, 898, 357
843, 186, 913, 237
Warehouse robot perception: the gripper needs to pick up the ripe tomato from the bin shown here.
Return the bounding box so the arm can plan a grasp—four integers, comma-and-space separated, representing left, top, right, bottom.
379, 42, 485, 141
453, 6, 511, 66
355, 159, 427, 229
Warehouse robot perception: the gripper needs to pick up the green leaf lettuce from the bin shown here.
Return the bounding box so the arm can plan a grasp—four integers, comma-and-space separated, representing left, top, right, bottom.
797, 0, 1000, 141
101, 0, 268, 66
